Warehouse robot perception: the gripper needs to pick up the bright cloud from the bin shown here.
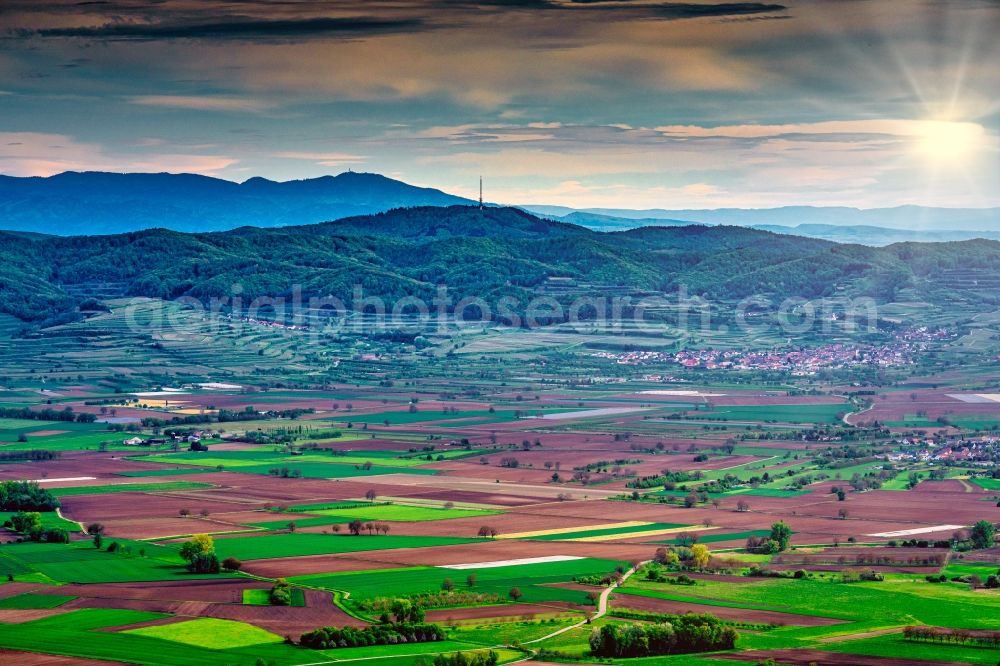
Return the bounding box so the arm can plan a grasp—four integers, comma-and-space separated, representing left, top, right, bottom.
0, 132, 236, 177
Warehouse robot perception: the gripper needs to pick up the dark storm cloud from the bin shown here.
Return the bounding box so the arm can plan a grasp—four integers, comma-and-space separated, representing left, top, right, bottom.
643, 3, 786, 18
566, 0, 785, 15
35, 16, 425, 40
7, 0, 787, 44
437, 0, 786, 16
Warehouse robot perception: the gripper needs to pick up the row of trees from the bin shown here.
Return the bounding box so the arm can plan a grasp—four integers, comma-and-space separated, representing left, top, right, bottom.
418, 651, 499, 666
903, 626, 1000, 648
0, 406, 95, 423
299, 623, 445, 649
360, 589, 505, 617
589, 614, 738, 657
347, 519, 391, 536
0, 450, 59, 462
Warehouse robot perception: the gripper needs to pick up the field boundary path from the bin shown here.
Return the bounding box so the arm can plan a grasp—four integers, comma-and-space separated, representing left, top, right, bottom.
56, 507, 85, 534
814, 626, 905, 643
843, 401, 873, 426
522, 559, 649, 646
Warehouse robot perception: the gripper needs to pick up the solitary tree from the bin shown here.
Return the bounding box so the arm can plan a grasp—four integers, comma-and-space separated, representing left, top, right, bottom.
508, 587, 523, 602
770, 521, 793, 552
691, 543, 711, 569
365, 489, 377, 502
179, 533, 214, 561
970, 520, 996, 549
179, 534, 219, 573
466, 573, 477, 588
86, 522, 105, 549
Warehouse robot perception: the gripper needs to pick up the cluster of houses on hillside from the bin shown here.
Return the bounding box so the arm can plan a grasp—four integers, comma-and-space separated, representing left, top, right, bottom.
121, 430, 219, 447
896, 326, 954, 343
224, 313, 310, 331
889, 435, 1000, 465
593, 340, 925, 374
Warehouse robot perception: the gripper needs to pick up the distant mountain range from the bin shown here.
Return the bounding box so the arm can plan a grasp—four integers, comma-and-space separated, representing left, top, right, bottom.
0, 171, 472, 235
527, 206, 1000, 246
2, 204, 1000, 325
0, 171, 997, 246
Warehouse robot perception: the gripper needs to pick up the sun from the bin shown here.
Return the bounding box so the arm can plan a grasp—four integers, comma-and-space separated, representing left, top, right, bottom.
913, 119, 985, 165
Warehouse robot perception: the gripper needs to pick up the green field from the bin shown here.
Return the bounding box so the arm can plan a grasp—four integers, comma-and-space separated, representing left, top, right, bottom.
694, 403, 848, 424
0, 427, 165, 452
652, 529, 772, 546
292, 557, 628, 605
126, 617, 284, 649
242, 588, 306, 607
0, 540, 239, 584
0, 510, 80, 532
824, 632, 1000, 666
138, 450, 438, 479
248, 502, 500, 530
0, 592, 75, 609
528, 522, 688, 541
116, 467, 222, 478
340, 408, 543, 426
970, 477, 1000, 490
0, 608, 305, 665
621, 572, 1000, 630
306, 503, 500, 522
212, 533, 476, 560
51, 482, 214, 497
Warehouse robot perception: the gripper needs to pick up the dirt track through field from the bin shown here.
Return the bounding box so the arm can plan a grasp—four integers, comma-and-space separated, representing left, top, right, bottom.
815, 627, 904, 643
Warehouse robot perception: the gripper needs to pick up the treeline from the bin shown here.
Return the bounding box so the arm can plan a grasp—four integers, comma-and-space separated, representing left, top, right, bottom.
610, 608, 774, 632
589, 614, 738, 657
140, 407, 314, 428
360, 591, 505, 614
217, 407, 314, 422
420, 652, 498, 666
904, 626, 1000, 648
0, 481, 60, 511
299, 623, 445, 649
0, 450, 59, 462
0, 406, 95, 423
627, 469, 703, 489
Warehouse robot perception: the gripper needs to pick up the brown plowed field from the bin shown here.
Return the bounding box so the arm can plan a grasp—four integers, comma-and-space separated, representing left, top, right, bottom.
611, 592, 846, 627
0, 649, 121, 665
0, 608, 71, 623
241, 539, 649, 578
425, 602, 583, 623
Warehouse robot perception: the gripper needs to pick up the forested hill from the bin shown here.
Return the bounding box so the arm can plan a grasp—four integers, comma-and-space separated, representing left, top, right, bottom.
1, 205, 999, 324
0, 171, 472, 235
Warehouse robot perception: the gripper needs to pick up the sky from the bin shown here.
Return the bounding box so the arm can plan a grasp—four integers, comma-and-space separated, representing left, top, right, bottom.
0, 0, 998, 210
